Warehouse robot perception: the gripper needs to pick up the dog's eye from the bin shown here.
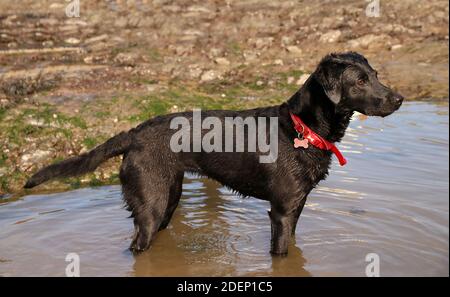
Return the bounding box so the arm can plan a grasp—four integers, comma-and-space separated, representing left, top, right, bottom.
356, 78, 366, 86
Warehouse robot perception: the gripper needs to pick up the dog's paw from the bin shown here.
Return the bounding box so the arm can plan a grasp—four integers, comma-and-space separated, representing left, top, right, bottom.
129, 229, 151, 253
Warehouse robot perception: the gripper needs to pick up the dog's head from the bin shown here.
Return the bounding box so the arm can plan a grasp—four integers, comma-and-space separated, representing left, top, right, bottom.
313, 52, 403, 117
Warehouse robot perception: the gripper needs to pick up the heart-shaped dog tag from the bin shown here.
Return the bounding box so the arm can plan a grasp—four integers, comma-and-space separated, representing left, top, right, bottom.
294, 138, 309, 149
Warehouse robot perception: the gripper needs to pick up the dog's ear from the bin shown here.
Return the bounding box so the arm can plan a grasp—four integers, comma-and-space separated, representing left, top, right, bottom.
313, 58, 348, 104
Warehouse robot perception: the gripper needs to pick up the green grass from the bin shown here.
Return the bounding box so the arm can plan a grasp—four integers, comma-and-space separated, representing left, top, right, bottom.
88, 177, 103, 187
0, 176, 10, 192
83, 137, 99, 149
67, 177, 82, 189
2, 105, 90, 145
51, 156, 65, 164
0, 170, 23, 192
0, 153, 6, 167
94, 111, 111, 118
0, 108, 6, 121
245, 77, 266, 91
107, 173, 120, 184
19, 105, 87, 128
6, 122, 40, 145
67, 116, 87, 129
129, 98, 170, 122
125, 83, 291, 124
228, 41, 242, 55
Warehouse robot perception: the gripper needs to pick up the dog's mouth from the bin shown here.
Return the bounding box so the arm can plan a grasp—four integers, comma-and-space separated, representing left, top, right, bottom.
363, 107, 400, 117
362, 97, 403, 117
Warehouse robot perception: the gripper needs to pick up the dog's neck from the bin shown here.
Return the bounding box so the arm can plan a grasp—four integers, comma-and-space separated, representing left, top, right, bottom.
286, 76, 353, 143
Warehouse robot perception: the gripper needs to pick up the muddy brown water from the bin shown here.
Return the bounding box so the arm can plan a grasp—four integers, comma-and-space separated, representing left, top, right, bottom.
0, 102, 448, 276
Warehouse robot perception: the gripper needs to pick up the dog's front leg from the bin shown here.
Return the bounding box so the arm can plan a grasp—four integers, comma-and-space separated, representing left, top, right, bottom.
268, 209, 293, 256
268, 189, 311, 255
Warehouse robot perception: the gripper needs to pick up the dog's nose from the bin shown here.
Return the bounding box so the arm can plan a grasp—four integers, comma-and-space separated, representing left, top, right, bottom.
393, 94, 404, 105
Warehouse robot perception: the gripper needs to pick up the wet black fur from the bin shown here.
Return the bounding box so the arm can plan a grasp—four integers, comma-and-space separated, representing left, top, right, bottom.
25, 52, 403, 255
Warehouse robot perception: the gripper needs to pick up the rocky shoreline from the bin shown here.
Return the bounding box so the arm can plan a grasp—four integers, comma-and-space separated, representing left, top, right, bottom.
0, 0, 448, 195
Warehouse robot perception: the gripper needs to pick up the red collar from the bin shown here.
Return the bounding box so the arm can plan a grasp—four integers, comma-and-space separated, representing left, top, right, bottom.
289, 112, 347, 166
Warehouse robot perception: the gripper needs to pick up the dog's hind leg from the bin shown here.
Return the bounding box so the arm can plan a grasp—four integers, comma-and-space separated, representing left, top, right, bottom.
158, 172, 184, 231
120, 156, 179, 253
128, 208, 161, 253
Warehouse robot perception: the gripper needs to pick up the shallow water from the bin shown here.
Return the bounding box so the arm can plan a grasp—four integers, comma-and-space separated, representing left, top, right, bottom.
0, 102, 448, 276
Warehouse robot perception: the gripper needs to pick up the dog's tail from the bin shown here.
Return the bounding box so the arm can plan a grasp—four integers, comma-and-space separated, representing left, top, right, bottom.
24, 131, 132, 189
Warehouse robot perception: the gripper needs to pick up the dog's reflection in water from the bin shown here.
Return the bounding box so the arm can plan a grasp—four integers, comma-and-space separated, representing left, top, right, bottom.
270, 242, 311, 276
131, 235, 311, 277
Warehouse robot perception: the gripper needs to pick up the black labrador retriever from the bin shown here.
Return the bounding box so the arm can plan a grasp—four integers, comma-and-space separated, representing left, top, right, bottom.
25, 52, 403, 255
